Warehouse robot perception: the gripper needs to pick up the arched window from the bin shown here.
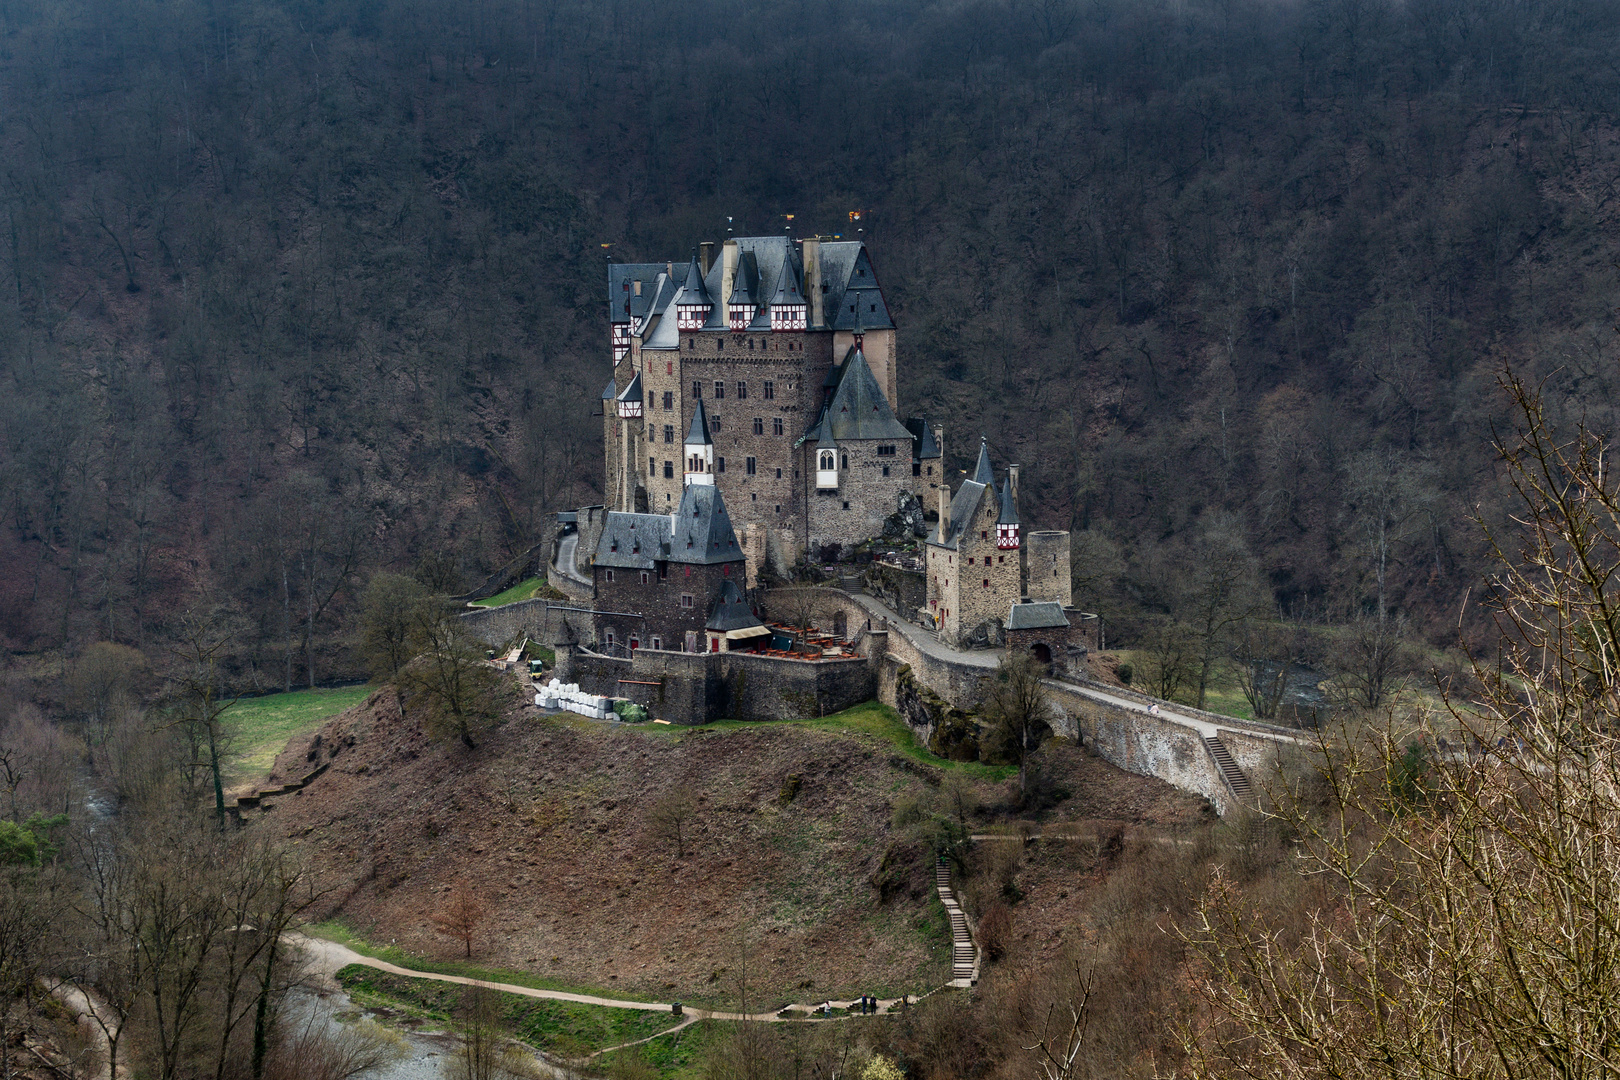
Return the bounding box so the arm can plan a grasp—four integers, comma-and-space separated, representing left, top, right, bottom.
819, 450, 835, 471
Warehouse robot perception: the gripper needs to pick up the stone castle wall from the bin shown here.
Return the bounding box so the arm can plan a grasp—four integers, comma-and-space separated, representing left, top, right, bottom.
554, 643, 875, 725
460, 599, 592, 650
1023, 530, 1072, 605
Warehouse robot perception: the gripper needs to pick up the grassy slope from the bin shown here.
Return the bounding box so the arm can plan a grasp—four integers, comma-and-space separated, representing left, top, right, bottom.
472, 577, 551, 607
227, 685, 373, 784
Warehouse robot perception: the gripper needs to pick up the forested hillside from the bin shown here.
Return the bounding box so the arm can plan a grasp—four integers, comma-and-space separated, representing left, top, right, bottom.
3, 0, 1620, 681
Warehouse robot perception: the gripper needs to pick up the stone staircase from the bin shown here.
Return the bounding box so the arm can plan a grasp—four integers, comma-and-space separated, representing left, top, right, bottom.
227, 762, 330, 825
1202, 735, 1256, 809
936, 859, 977, 988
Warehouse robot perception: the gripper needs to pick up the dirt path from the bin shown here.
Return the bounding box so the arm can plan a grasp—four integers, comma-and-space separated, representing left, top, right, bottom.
289, 934, 936, 1024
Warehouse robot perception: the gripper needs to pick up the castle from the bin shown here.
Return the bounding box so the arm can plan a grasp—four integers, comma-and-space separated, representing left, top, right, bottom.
525, 233, 1082, 724
603, 236, 941, 576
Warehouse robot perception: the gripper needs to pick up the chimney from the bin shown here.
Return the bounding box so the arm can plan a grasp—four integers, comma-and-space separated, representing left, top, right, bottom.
632, 279, 642, 297
938, 478, 949, 542
802, 237, 821, 328
1008, 464, 1019, 503
700, 241, 714, 276
720, 239, 740, 311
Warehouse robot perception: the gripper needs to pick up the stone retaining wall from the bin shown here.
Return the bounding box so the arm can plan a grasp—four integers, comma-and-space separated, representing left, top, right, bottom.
554, 644, 876, 725
459, 598, 592, 649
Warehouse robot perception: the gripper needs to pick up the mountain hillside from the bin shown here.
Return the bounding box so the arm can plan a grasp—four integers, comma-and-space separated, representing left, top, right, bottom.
264, 692, 1208, 1005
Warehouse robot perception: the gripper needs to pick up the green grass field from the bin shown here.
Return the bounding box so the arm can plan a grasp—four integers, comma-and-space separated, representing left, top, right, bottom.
227, 685, 372, 783
335, 965, 679, 1058
472, 576, 551, 607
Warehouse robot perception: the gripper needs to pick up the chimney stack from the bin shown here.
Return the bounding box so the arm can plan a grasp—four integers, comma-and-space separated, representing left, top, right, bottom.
1008, 464, 1019, 503
802, 237, 822, 328
700, 242, 714, 276
936, 426, 949, 540
720, 239, 740, 311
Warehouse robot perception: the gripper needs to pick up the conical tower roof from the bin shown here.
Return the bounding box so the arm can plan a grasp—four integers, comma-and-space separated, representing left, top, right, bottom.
685, 398, 713, 445
616, 372, 643, 404
972, 437, 995, 485
997, 471, 1020, 525
770, 258, 803, 306
680, 255, 710, 304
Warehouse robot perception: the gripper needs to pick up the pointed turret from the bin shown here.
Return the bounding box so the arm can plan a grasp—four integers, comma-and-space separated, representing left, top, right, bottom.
972, 437, 994, 485
770, 258, 807, 331
996, 468, 1021, 550
727, 252, 758, 330
676, 255, 712, 330
684, 400, 715, 486
615, 373, 643, 419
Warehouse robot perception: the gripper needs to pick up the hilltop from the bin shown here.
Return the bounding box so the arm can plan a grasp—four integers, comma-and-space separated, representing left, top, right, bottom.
261, 689, 1207, 1006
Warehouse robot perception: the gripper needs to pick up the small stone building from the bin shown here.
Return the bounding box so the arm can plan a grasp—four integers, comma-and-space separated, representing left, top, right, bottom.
1006, 600, 1076, 675
591, 483, 757, 653
924, 440, 1025, 648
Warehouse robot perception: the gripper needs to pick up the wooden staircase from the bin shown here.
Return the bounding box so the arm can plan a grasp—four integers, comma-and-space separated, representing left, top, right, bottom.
1202, 735, 1256, 808
936, 859, 977, 988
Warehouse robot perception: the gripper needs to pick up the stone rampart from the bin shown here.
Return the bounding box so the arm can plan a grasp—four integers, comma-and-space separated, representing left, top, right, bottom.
460, 599, 592, 649
553, 643, 876, 725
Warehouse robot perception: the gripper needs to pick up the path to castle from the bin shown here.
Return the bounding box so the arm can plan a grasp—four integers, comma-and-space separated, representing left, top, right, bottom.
288, 933, 931, 1024
845, 592, 1232, 739
553, 533, 591, 586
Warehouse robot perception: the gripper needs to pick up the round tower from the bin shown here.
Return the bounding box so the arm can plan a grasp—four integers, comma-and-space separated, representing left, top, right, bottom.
1024, 530, 1073, 606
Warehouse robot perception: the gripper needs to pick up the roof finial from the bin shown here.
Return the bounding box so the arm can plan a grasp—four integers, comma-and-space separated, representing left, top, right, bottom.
726, 215, 734, 239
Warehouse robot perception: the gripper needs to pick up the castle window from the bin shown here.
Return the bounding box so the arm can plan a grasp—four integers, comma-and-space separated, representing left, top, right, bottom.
913, 462, 921, 476
667, 361, 673, 375
819, 450, 835, 471
746, 457, 757, 475
714, 381, 725, 399
928, 465, 933, 475
651, 636, 662, 650
717, 339, 724, 351
775, 468, 782, 479
723, 564, 731, 577
753, 418, 764, 435
999, 556, 1005, 563
664, 461, 674, 478
681, 594, 694, 609
640, 571, 650, 584
663, 391, 673, 410
877, 445, 896, 456
983, 579, 990, 588
842, 500, 850, 510
693, 381, 702, 398
841, 454, 848, 469
775, 505, 782, 513
982, 530, 988, 540
882, 465, 890, 476
763, 381, 774, 400
605, 630, 615, 647
717, 457, 726, 473
605, 569, 615, 582
773, 418, 783, 436
630, 635, 639, 650
650, 458, 656, 476
664, 425, 674, 443
738, 381, 748, 399
711, 417, 721, 432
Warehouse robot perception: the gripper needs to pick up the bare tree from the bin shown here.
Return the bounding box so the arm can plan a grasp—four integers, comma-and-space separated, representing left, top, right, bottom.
646, 784, 698, 859
1182, 372, 1620, 1080
359, 572, 429, 680
166, 608, 240, 827
435, 881, 487, 958
398, 602, 510, 749
1142, 619, 1197, 704
980, 650, 1053, 801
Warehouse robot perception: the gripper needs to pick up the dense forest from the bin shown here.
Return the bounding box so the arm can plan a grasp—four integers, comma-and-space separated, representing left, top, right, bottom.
4, 0, 1620, 683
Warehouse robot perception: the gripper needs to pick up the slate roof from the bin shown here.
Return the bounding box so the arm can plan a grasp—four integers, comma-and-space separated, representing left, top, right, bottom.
670, 484, 744, 564
594, 512, 670, 570
906, 417, 942, 460
800, 348, 914, 444
680, 256, 710, 305
608, 263, 667, 324
820, 243, 895, 331
706, 579, 762, 632
616, 373, 643, 404
601, 378, 618, 400
1008, 601, 1069, 630
686, 399, 713, 445
972, 438, 995, 485
930, 480, 989, 550
997, 474, 1019, 525
769, 256, 804, 307
593, 484, 744, 568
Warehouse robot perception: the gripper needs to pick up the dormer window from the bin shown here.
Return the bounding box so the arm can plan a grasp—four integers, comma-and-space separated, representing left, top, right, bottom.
729, 303, 755, 330
676, 301, 710, 330
771, 303, 807, 331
